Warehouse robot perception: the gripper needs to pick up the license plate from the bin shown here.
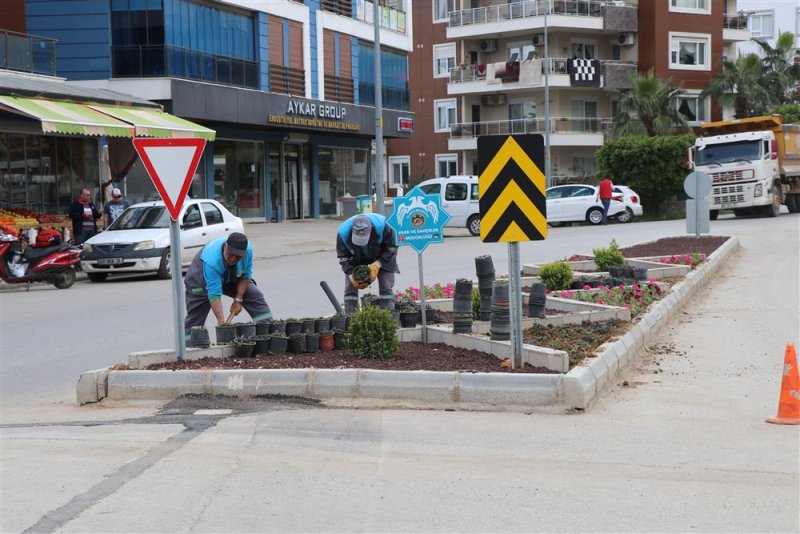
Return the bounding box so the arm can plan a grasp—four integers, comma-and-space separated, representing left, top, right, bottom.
719, 203, 736, 209
97, 257, 123, 266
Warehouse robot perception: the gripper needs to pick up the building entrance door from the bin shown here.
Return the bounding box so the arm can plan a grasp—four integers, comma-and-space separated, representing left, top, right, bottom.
283, 143, 310, 219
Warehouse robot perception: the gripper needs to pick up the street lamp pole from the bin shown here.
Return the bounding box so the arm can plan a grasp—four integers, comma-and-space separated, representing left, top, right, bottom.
544, 1, 551, 189
373, 2, 385, 215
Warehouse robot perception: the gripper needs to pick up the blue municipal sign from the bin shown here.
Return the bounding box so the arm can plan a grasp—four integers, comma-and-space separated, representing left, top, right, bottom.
386, 186, 451, 253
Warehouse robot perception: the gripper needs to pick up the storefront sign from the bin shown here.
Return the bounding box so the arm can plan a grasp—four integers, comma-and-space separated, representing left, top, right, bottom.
269, 97, 360, 132
397, 117, 413, 132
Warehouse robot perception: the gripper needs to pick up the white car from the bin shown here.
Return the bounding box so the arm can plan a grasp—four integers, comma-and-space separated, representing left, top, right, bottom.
613, 185, 644, 223
80, 199, 244, 281
416, 175, 481, 235
545, 184, 627, 226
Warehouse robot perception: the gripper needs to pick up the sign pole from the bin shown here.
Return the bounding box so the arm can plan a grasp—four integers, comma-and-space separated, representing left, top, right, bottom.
509, 242, 523, 368
417, 252, 427, 343
694, 177, 701, 238
170, 220, 186, 360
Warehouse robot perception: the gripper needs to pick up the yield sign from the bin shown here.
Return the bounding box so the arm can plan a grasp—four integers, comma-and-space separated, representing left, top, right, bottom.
132, 138, 206, 220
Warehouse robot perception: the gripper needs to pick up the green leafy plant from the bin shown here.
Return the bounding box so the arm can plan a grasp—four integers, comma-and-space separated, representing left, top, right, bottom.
346, 305, 399, 359
472, 286, 481, 320
554, 282, 663, 318
539, 261, 573, 290
353, 265, 372, 284
592, 239, 626, 271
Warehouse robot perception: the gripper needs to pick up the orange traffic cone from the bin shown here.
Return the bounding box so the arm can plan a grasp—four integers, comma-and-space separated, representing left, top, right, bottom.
766, 343, 800, 425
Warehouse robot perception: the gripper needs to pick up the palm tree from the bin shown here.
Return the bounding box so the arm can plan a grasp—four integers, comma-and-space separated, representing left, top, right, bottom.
752, 31, 800, 105
613, 69, 690, 137
701, 53, 776, 118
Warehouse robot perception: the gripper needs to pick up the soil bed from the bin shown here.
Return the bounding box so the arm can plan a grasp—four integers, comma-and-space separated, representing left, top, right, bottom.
617, 235, 727, 258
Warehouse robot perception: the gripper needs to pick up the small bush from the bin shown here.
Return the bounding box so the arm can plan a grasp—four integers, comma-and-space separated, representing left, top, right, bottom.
539, 261, 573, 290
346, 305, 399, 359
592, 239, 626, 271
472, 286, 481, 320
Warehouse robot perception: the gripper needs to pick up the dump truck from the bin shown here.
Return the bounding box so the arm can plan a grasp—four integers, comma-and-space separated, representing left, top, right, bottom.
688, 115, 800, 218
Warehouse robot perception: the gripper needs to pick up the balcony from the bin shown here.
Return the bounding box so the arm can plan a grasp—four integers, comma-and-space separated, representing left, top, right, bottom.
0, 30, 56, 77
112, 45, 258, 89
354, 0, 408, 34
722, 13, 750, 42
448, 117, 612, 151
447, 0, 632, 39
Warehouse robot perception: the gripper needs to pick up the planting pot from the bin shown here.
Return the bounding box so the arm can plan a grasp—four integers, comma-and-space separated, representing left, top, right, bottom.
269, 336, 288, 355
285, 320, 303, 336
233, 341, 255, 358
475, 255, 495, 276
319, 332, 335, 351
305, 333, 320, 352
269, 321, 286, 335
315, 317, 331, 333
330, 315, 347, 331
608, 266, 623, 278
333, 330, 346, 349
633, 267, 648, 281
253, 335, 270, 356
288, 333, 306, 353
215, 324, 237, 344
623, 266, 635, 279
255, 320, 271, 336
570, 280, 584, 290
187, 326, 210, 348
236, 322, 256, 339
399, 310, 418, 328
302, 318, 316, 334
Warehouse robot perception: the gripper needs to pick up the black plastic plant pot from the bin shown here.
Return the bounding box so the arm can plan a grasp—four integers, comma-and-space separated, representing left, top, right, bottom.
255, 320, 271, 336
285, 321, 303, 336
333, 330, 346, 349
475, 255, 495, 276
269, 336, 288, 355
609, 266, 622, 278
302, 318, 316, 334
315, 318, 331, 333
269, 321, 286, 335
330, 315, 347, 331
215, 324, 237, 344
253, 335, 270, 356
233, 341, 255, 358
236, 322, 256, 339
633, 267, 648, 281
188, 326, 210, 348
288, 333, 306, 353
305, 333, 320, 352
399, 311, 418, 328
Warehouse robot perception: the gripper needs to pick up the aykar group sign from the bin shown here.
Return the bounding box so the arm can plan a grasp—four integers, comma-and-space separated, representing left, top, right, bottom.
386, 186, 451, 254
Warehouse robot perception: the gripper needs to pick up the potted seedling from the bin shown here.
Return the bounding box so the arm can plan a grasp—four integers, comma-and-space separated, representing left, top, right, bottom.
268, 333, 288, 354
319, 330, 335, 351
233, 336, 255, 358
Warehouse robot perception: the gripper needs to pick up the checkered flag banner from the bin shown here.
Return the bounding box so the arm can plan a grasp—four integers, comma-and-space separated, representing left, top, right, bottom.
569, 58, 601, 87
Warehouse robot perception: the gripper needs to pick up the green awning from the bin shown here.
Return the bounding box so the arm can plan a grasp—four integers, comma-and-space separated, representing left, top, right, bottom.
88, 104, 216, 140
0, 95, 135, 137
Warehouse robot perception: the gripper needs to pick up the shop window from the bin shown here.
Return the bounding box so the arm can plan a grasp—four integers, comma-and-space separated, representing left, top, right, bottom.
213, 140, 264, 219
317, 146, 369, 216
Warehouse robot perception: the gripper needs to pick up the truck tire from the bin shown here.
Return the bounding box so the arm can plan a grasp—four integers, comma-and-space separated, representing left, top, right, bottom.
709, 210, 719, 220
763, 185, 781, 217
786, 193, 799, 214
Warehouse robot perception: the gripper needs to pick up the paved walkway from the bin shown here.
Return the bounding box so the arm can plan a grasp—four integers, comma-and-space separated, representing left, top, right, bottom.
242, 219, 341, 259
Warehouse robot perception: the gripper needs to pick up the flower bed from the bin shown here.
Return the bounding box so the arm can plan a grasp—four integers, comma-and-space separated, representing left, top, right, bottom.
658, 253, 706, 269
552, 281, 664, 318
395, 283, 455, 301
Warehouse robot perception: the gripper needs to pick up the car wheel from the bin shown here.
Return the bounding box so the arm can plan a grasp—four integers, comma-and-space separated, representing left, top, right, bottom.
52, 269, 76, 289
156, 248, 171, 279
616, 208, 634, 223
467, 215, 480, 236
710, 210, 719, 220
87, 272, 108, 283
587, 207, 604, 225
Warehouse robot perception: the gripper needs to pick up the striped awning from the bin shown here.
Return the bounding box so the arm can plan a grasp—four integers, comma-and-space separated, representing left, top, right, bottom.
0, 95, 134, 137
87, 103, 216, 140
0, 96, 215, 140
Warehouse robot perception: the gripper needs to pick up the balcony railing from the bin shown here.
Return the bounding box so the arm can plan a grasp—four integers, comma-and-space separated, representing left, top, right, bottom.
112, 45, 258, 89
449, 0, 610, 27
354, 0, 408, 34
450, 117, 613, 138
325, 74, 355, 103
1, 30, 56, 76
269, 63, 306, 96
321, 0, 353, 17
359, 81, 409, 110
722, 13, 749, 30
449, 58, 635, 84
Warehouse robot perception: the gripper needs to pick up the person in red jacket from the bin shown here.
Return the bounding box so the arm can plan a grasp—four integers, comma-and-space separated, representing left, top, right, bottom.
596, 176, 614, 225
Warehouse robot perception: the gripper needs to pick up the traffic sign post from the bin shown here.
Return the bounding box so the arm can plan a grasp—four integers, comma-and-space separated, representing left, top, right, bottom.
684, 170, 712, 237
132, 138, 207, 360
478, 134, 547, 368
386, 186, 451, 343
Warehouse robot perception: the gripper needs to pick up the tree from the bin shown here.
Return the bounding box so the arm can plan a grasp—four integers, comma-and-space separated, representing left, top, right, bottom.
613, 69, 691, 137
771, 103, 800, 124
752, 31, 800, 105
701, 53, 776, 118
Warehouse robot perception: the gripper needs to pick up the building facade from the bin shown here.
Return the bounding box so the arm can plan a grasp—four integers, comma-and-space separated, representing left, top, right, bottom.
388, 0, 751, 185
736, 0, 800, 57
14, 0, 414, 221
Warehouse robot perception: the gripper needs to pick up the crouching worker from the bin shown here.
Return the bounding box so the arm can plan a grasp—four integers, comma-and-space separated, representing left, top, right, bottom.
337, 213, 399, 315
184, 232, 272, 336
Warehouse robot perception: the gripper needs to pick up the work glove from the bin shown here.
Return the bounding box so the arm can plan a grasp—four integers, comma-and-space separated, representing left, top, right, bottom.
368, 261, 381, 283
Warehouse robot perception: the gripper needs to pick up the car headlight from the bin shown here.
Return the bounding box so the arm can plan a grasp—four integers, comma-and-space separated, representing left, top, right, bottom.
82, 243, 92, 253
133, 240, 156, 251
754, 184, 763, 197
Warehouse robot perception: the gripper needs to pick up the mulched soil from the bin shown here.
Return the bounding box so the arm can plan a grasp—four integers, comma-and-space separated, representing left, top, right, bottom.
144, 236, 730, 375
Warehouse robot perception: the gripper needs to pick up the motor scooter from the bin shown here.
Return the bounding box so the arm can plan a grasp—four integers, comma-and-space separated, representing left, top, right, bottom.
0, 234, 81, 289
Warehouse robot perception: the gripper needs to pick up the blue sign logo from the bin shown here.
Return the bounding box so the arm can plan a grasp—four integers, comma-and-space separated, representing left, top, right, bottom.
387, 187, 450, 253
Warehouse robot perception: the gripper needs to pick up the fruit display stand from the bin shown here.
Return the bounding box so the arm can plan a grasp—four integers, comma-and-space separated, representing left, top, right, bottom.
0, 208, 69, 239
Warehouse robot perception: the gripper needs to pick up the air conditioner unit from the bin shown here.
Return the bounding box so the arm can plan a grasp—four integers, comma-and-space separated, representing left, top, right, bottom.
481, 93, 507, 106
479, 39, 497, 53
618, 32, 635, 45
532, 34, 545, 46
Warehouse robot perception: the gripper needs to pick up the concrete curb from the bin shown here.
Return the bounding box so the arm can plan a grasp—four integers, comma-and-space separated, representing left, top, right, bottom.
77, 236, 739, 410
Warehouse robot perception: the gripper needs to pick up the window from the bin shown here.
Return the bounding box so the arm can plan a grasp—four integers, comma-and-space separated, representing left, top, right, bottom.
433, 0, 455, 22
749, 11, 774, 39
201, 202, 223, 225
388, 156, 410, 189
433, 43, 456, 78
669, 33, 710, 71
436, 155, 457, 178
434, 99, 456, 132
796, 8, 800, 37
471, 183, 479, 200
571, 157, 597, 177
675, 94, 709, 124
420, 183, 441, 195
183, 204, 202, 228
509, 100, 536, 133
507, 41, 534, 62
445, 183, 468, 201
669, 0, 710, 14
571, 41, 597, 60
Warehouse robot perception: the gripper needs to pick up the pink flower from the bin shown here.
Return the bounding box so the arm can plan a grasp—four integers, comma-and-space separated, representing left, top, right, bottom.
598, 298, 605, 305
582, 284, 591, 290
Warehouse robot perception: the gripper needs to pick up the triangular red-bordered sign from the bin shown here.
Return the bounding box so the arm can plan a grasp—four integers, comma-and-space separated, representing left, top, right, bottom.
132, 138, 206, 220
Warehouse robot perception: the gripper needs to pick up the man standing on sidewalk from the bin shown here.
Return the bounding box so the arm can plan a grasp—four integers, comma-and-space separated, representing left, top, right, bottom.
597, 176, 614, 225
103, 188, 129, 226
68, 188, 102, 244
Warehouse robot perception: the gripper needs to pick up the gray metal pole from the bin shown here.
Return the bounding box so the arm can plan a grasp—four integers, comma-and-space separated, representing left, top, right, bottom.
418, 252, 427, 343
544, 2, 551, 189
509, 242, 523, 368
373, 2, 385, 215
169, 220, 186, 360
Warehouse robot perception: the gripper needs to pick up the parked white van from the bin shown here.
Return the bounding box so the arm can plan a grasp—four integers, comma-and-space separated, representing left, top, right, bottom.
416, 175, 481, 236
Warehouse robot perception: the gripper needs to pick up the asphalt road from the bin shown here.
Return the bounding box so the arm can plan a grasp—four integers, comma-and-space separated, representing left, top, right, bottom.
1, 213, 798, 532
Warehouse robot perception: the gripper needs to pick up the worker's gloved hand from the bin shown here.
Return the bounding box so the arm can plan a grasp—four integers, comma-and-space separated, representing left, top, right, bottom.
368, 261, 381, 283
349, 274, 370, 290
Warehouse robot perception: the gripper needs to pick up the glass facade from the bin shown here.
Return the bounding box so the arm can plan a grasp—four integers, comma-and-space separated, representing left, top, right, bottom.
358, 43, 410, 110
0, 133, 98, 213
318, 146, 369, 216
213, 140, 264, 219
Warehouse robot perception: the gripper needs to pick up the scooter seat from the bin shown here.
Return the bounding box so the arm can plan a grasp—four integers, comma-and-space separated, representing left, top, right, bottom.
23, 244, 63, 263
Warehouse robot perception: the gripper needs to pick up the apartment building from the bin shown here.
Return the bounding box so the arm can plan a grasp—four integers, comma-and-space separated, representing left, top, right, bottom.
4, 0, 414, 221
388, 0, 750, 184
736, 0, 800, 56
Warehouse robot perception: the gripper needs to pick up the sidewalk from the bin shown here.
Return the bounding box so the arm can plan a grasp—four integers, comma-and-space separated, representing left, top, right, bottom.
243, 219, 341, 259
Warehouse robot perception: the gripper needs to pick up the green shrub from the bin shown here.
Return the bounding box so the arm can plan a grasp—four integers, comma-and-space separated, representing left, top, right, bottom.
346, 305, 399, 359
472, 286, 481, 320
539, 261, 573, 290
592, 239, 626, 271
